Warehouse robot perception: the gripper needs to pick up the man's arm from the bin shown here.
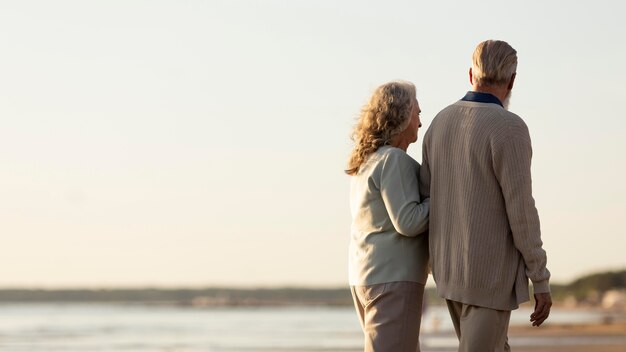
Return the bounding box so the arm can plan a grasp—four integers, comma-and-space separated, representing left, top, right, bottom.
493, 124, 550, 290
493, 122, 551, 325
419, 138, 431, 200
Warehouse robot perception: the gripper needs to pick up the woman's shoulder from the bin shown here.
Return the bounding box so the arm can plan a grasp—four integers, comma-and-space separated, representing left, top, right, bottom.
378, 146, 420, 167
358, 146, 419, 176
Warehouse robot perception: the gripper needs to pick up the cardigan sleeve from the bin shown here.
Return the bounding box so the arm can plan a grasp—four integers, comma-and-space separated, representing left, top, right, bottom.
493, 125, 551, 293
378, 149, 430, 237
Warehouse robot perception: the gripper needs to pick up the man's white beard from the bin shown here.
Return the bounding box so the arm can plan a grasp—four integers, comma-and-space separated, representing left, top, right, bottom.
502, 91, 512, 110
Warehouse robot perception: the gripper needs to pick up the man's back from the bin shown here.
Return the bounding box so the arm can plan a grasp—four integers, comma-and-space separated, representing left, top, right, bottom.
420, 98, 550, 311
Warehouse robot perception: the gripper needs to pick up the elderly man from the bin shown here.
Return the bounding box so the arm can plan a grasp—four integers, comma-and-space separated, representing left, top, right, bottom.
420, 40, 552, 351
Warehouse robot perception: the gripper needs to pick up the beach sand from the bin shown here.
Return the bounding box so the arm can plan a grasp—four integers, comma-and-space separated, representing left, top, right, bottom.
422, 322, 626, 352
507, 322, 626, 352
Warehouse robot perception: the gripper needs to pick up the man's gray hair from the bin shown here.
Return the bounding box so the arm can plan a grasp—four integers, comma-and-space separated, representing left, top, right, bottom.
472, 40, 517, 86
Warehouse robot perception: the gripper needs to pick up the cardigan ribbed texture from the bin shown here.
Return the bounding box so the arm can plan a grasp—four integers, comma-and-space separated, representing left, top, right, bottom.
420, 99, 550, 310
349, 146, 430, 286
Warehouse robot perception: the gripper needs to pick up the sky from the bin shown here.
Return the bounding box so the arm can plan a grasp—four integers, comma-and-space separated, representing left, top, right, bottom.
1, 0, 625, 288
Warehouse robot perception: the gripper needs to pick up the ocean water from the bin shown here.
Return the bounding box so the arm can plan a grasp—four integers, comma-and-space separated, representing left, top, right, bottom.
0, 303, 619, 352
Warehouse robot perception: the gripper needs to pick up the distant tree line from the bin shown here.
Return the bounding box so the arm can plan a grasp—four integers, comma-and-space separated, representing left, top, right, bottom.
0, 269, 623, 306
550, 269, 626, 301
0, 287, 353, 306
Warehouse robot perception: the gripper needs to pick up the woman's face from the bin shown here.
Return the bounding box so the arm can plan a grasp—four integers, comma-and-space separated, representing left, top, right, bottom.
407, 100, 422, 143
390, 98, 422, 151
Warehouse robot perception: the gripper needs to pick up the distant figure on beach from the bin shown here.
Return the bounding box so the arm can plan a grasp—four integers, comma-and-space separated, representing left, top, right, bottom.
346, 81, 430, 352
420, 40, 552, 351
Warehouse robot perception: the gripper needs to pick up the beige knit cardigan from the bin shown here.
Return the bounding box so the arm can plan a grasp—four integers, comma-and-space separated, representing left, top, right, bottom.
420, 99, 550, 310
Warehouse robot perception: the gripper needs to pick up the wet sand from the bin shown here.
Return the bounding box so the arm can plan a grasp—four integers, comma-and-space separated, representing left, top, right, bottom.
507, 322, 626, 352
422, 322, 626, 352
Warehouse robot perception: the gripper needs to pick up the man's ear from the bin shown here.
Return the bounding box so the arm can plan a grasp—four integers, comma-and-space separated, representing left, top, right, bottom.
507, 73, 516, 90
469, 68, 474, 85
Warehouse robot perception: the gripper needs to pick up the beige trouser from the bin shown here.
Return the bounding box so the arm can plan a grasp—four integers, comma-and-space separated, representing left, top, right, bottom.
351, 281, 425, 352
446, 300, 511, 352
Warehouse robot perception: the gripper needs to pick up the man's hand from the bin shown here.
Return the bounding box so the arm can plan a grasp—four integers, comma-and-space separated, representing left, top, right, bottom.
530, 292, 552, 327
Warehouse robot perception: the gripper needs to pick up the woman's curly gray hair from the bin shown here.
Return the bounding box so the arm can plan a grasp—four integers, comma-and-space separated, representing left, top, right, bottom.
346, 81, 416, 175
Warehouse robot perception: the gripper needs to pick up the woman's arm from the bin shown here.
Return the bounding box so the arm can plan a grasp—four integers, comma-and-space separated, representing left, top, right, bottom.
379, 149, 430, 237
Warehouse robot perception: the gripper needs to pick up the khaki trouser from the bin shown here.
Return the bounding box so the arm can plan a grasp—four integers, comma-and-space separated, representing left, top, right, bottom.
446, 300, 511, 352
351, 281, 425, 352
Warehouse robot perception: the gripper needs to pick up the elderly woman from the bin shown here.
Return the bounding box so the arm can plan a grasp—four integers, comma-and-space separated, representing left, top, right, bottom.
346, 81, 429, 352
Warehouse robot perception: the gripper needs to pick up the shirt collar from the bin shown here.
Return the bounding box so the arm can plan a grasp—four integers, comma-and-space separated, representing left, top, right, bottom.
461, 91, 503, 107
